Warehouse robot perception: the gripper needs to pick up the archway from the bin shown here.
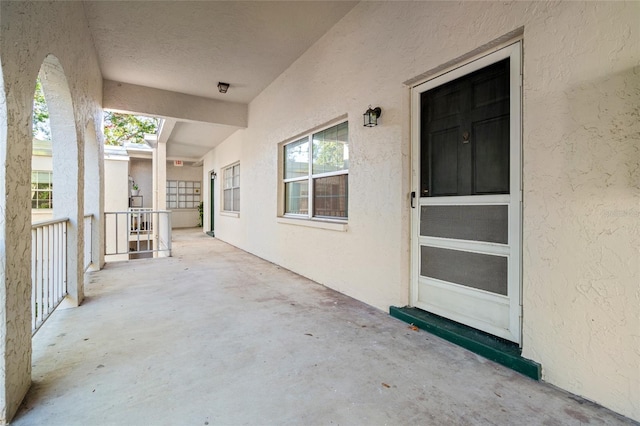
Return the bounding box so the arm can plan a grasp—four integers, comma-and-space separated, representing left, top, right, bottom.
38, 55, 84, 306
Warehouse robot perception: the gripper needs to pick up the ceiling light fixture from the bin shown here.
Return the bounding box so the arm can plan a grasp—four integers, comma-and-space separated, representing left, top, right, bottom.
217, 82, 230, 94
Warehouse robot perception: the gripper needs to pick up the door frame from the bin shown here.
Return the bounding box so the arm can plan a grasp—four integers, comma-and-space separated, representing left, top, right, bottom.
410, 42, 523, 343
208, 169, 216, 236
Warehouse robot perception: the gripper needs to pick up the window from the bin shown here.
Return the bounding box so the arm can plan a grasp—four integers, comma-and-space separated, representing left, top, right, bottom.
166, 180, 201, 209
283, 121, 348, 219
31, 171, 53, 209
223, 163, 240, 212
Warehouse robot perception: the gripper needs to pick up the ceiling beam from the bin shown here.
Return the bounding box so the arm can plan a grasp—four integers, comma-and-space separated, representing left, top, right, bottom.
103, 80, 248, 128
157, 118, 177, 145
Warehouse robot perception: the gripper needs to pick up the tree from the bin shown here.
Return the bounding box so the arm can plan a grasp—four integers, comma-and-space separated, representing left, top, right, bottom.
314, 140, 347, 171
103, 111, 159, 146
32, 78, 51, 140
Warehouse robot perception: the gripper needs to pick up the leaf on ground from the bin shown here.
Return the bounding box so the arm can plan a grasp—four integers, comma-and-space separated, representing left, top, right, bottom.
409, 324, 419, 331
304, 333, 313, 337
381, 383, 391, 388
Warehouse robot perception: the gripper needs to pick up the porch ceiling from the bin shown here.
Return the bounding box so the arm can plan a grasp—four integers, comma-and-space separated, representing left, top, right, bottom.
83, 1, 358, 161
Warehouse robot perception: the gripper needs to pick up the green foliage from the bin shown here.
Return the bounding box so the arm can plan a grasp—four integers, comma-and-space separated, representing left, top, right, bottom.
314, 141, 347, 170
103, 111, 159, 146
33, 78, 51, 140
197, 202, 204, 227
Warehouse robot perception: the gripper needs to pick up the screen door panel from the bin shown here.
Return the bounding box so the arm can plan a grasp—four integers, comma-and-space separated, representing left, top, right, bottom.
420, 246, 508, 295
420, 205, 508, 244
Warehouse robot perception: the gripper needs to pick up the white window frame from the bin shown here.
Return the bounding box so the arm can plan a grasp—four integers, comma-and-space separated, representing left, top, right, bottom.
281, 121, 349, 222
31, 170, 53, 210
222, 162, 240, 213
166, 180, 201, 210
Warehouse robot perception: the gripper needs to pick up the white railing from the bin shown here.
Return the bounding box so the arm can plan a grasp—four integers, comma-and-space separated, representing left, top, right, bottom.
32, 218, 68, 335
104, 209, 172, 258
84, 214, 93, 271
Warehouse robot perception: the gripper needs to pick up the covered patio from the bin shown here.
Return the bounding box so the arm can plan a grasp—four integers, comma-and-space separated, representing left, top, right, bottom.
12, 229, 633, 425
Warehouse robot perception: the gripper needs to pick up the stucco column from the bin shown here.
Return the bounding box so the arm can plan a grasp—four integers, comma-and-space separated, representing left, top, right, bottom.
152, 140, 168, 256
83, 121, 104, 271
42, 59, 84, 308
0, 73, 33, 423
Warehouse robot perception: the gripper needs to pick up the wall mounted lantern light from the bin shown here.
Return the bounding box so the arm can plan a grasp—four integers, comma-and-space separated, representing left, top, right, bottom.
217, 82, 230, 94
363, 106, 382, 127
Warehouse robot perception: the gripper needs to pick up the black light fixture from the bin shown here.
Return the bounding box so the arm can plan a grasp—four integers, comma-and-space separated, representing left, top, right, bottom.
363, 105, 382, 127
217, 82, 230, 94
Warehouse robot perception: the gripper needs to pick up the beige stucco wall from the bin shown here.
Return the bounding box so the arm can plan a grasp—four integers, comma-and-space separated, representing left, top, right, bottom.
104, 155, 129, 261
202, 1, 639, 421
130, 158, 153, 208
104, 156, 130, 213
0, 1, 103, 421
202, 130, 246, 240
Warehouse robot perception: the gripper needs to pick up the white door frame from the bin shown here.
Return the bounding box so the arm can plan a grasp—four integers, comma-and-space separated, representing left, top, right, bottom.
410, 42, 522, 343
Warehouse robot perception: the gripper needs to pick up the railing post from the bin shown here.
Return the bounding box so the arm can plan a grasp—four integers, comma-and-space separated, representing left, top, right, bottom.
104, 210, 172, 259
83, 214, 92, 271
31, 218, 70, 335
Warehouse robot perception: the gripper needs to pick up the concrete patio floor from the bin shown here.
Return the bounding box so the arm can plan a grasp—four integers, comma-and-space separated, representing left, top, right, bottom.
12, 229, 636, 425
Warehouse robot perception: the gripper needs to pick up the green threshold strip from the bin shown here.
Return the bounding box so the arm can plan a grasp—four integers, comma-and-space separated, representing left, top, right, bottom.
389, 306, 541, 380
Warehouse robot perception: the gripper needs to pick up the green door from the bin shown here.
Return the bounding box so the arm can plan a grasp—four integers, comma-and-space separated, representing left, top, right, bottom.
208, 171, 215, 237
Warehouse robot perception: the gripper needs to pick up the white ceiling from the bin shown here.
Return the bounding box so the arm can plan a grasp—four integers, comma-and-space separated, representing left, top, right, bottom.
166, 121, 239, 159
84, 1, 357, 160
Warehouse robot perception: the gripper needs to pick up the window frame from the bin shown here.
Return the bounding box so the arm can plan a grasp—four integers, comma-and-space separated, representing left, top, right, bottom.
166, 180, 201, 210
222, 162, 240, 213
281, 120, 349, 222
31, 170, 53, 210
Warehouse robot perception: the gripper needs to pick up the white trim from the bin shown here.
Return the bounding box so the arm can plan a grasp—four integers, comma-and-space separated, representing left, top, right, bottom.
419, 236, 510, 256
280, 114, 349, 147
221, 162, 240, 213
220, 211, 239, 219
420, 276, 510, 303
410, 41, 523, 344
419, 194, 510, 205
416, 278, 513, 341
277, 217, 347, 232
311, 169, 349, 179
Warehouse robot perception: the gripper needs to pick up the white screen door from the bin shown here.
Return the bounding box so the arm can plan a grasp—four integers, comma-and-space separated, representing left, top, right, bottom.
410, 43, 522, 343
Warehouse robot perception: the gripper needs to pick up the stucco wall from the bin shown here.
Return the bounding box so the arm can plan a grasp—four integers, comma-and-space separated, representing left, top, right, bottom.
0, 1, 103, 421
202, 1, 639, 420
104, 156, 130, 213
130, 158, 153, 208
104, 156, 129, 261
202, 130, 246, 240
